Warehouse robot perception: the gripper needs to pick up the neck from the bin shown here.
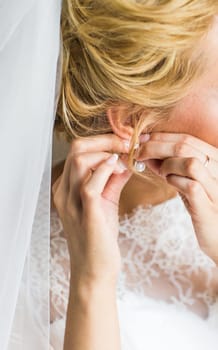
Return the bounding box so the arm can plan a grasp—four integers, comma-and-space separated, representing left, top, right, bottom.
119, 172, 177, 216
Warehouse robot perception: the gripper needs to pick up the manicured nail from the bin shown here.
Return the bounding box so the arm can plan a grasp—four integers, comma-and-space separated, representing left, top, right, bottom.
134, 143, 140, 150
123, 139, 140, 151
123, 140, 131, 150
106, 153, 119, 165
139, 134, 150, 142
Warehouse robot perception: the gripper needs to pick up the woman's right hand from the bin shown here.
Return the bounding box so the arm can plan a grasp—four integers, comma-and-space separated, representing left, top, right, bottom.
52, 134, 132, 288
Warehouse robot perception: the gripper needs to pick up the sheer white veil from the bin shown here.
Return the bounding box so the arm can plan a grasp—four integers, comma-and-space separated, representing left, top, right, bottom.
0, 0, 62, 348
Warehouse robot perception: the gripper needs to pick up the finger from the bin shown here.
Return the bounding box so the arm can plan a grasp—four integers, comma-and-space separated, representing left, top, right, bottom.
70, 152, 128, 183
143, 132, 218, 160
60, 134, 130, 195
80, 154, 128, 207
58, 151, 126, 199
137, 140, 206, 163
102, 170, 132, 204
70, 133, 130, 155
138, 139, 218, 177
71, 151, 127, 179
166, 174, 211, 213
159, 157, 218, 203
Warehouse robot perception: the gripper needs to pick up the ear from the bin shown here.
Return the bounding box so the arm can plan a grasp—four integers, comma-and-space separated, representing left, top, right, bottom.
106, 106, 134, 140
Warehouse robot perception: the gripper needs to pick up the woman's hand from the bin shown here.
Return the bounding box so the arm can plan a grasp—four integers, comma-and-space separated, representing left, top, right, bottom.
52, 134, 132, 287
137, 132, 218, 265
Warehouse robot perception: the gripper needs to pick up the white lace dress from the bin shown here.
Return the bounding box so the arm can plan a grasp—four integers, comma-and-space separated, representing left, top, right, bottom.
50, 195, 218, 350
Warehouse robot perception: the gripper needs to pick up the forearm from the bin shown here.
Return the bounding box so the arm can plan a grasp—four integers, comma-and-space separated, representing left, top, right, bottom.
64, 279, 121, 350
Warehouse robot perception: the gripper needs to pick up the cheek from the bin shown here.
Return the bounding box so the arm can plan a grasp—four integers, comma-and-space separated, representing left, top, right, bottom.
154, 95, 218, 148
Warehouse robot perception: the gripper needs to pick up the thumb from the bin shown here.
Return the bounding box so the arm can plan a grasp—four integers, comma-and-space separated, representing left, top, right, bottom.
103, 170, 132, 204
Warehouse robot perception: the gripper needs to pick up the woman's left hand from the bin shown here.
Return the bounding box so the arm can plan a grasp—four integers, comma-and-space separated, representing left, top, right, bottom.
137, 132, 218, 265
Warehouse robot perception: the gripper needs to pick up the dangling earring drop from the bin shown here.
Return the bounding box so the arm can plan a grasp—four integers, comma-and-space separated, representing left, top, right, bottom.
133, 141, 146, 173
134, 160, 146, 172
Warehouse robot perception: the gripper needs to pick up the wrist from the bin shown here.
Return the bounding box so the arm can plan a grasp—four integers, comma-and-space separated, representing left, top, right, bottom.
70, 275, 118, 302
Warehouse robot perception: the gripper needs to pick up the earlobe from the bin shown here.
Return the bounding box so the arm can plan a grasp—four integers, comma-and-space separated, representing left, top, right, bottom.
106, 106, 133, 140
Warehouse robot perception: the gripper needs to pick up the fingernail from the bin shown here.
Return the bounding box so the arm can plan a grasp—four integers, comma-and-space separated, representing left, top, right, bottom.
106, 153, 119, 165
123, 140, 130, 151
139, 134, 150, 143
134, 143, 140, 150
123, 139, 141, 151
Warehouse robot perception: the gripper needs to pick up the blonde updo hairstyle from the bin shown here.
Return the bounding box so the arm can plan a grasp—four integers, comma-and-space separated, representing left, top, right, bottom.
55, 0, 218, 175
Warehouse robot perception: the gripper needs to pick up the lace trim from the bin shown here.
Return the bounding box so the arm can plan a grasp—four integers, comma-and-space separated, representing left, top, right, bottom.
50, 196, 217, 323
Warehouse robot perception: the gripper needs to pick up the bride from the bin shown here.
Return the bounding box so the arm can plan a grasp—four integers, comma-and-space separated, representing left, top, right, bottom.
50, 0, 218, 349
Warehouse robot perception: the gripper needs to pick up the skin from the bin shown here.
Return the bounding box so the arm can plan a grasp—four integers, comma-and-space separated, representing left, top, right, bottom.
52, 16, 218, 350
154, 16, 218, 149
134, 16, 218, 263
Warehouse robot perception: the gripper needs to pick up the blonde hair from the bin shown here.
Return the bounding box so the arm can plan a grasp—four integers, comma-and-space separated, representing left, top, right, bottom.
55, 0, 217, 173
